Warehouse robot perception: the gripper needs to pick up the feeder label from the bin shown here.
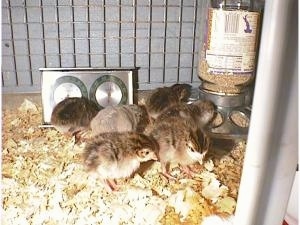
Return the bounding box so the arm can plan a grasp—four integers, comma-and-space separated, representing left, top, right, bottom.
205, 8, 260, 75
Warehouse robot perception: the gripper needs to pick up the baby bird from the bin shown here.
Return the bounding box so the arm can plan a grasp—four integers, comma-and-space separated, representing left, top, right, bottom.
150, 117, 209, 180
51, 97, 100, 142
145, 83, 192, 120
90, 104, 151, 136
157, 99, 216, 130
83, 131, 158, 191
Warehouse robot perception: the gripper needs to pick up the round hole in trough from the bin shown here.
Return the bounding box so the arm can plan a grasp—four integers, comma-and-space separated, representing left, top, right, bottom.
230, 110, 250, 128
211, 111, 224, 128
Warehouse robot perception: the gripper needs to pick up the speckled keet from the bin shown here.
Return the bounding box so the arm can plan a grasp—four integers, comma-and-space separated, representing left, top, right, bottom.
90, 104, 151, 136
83, 131, 159, 191
150, 117, 209, 180
51, 97, 100, 142
157, 99, 216, 130
144, 83, 192, 120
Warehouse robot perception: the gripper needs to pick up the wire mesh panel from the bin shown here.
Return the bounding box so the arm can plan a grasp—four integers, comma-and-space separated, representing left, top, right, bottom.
2, 0, 208, 93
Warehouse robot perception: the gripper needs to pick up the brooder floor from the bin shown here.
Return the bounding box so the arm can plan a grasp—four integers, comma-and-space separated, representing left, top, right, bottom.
2, 95, 246, 225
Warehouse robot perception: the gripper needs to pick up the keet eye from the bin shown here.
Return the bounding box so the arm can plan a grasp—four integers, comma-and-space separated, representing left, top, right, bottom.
189, 146, 195, 152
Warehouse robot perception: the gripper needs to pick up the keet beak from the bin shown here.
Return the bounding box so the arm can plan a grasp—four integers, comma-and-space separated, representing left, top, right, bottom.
152, 154, 158, 161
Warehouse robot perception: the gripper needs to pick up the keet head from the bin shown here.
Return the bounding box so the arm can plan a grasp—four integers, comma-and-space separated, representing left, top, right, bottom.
185, 129, 209, 165
171, 83, 192, 102
185, 141, 207, 164
136, 148, 158, 162
192, 100, 216, 127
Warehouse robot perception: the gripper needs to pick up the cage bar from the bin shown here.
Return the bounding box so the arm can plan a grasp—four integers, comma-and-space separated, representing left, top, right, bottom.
39, 0, 46, 68
7, 0, 18, 86
190, 0, 198, 83
148, 0, 153, 83
133, 0, 137, 68
177, 0, 183, 82
119, 0, 122, 67
55, 0, 62, 68
71, 0, 76, 67
2, 0, 202, 93
103, 0, 107, 67
24, 0, 33, 85
162, 0, 168, 83
87, 0, 91, 67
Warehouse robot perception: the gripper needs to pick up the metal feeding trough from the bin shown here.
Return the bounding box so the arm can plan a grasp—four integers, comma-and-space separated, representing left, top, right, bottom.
40, 68, 135, 125
198, 87, 252, 140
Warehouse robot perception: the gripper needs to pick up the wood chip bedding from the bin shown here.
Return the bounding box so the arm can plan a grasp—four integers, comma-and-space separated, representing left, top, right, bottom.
2, 99, 246, 225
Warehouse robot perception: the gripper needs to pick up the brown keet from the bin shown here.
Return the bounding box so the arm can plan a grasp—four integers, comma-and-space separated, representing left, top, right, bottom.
144, 83, 192, 120
83, 131, 158, 191
89, 104, 151, 137
51, 97, 100, 142
150, 117, 209, 180
157, 99, 216, 130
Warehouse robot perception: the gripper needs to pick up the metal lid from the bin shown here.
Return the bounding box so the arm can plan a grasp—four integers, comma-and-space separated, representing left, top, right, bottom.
198, 87, 252, 108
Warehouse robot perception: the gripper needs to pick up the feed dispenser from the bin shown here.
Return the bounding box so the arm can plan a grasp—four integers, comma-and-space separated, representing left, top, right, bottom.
198, 0, 263, 139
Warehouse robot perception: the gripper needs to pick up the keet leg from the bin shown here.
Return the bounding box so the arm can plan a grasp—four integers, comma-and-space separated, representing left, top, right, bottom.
160, 162, 177, 180
100, 179, 113, 192
180, 165, 198, 178
106, 179, 119, 191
